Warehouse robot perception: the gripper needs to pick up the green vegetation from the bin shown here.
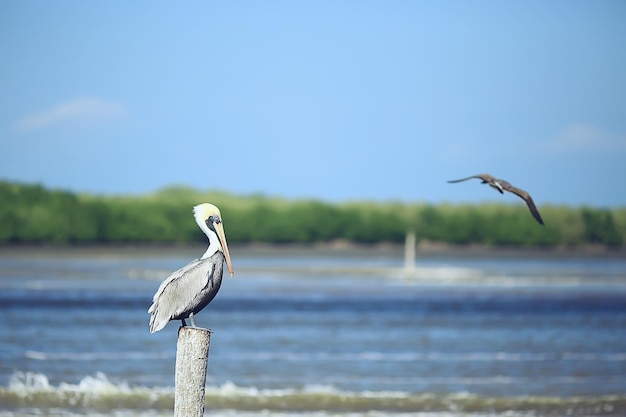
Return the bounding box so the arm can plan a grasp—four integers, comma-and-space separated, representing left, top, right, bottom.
1, 180, 625, 248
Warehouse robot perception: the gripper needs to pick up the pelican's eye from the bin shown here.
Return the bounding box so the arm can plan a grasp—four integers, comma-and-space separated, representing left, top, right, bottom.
208, 215, 221, 225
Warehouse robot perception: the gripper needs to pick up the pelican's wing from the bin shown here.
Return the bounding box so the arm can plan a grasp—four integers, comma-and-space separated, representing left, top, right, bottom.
501, 183, 545, 225
148, 258, 215, 332
446, 173, 493, 183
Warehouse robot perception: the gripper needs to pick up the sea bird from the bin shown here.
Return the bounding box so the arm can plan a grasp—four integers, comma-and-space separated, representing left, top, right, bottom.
148, 203, 234, 333
447, 173, 545, 225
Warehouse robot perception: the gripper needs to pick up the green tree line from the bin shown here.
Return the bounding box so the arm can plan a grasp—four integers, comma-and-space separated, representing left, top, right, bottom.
1, 180, 624, 247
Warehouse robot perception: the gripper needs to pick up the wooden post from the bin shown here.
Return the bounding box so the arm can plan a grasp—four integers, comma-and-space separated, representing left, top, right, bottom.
404, 230, 416, 276
174, 327, 211, 417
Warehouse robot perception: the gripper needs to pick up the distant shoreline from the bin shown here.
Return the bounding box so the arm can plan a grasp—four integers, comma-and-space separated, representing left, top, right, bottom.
1, 241, 625, 260
3, 180, 625, 249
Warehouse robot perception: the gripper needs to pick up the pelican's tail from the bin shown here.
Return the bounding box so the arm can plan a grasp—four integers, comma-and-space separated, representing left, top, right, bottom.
148, 303, 168, 333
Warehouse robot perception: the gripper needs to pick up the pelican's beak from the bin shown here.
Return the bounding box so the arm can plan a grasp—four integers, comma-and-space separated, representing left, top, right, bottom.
215, 221, 234, 277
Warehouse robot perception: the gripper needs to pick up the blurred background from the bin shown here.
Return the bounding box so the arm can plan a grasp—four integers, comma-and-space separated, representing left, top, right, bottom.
1, 1, 625, 207
1, 2, 626, 417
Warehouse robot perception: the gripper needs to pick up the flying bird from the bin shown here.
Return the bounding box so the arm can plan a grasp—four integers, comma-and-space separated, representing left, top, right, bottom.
447, 173, 544, 225
148, 203, 234, 333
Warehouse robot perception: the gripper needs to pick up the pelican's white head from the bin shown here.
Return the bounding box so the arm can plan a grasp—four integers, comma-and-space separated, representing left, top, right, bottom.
193, 203, 234, 276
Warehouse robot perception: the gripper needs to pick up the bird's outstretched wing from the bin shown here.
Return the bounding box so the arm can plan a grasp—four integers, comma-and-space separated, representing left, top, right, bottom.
446, 173, 493, 183
501, 183, 545, 225
447, 173, 544, 225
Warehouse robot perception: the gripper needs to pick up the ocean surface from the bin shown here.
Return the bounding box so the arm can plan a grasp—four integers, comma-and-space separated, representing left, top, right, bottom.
0, 245, 625, 417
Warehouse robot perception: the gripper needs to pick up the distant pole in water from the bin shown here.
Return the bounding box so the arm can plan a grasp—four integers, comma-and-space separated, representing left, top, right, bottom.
404, 231, 416, 276
174, 327, 211, 417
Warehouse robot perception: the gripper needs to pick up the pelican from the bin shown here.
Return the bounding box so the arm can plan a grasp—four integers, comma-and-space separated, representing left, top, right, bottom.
148, 203, 234, 333
447, 173, 545, 225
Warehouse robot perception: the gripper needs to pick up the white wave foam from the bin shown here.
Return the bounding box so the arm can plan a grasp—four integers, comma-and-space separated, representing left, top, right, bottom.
4, 371, 410, 399
3, 371, 624, 417
204, 380, 410, 399
5, 371, 172, 408
8, 371, 52, 391
206, 380, 359, 397
9, 371, 130, 393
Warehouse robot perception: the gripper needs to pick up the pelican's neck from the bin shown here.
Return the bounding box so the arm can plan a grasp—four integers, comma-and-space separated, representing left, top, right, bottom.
195, 210, 224, 260
200, 227, 222, 260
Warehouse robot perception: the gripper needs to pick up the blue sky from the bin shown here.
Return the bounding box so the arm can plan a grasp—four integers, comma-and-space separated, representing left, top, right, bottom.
1, 1, 625, 207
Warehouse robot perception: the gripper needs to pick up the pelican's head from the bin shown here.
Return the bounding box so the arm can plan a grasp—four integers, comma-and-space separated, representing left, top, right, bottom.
193, 203, 234, 277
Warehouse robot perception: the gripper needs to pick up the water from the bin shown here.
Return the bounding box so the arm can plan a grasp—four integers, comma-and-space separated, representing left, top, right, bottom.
1, 246, 625, 417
